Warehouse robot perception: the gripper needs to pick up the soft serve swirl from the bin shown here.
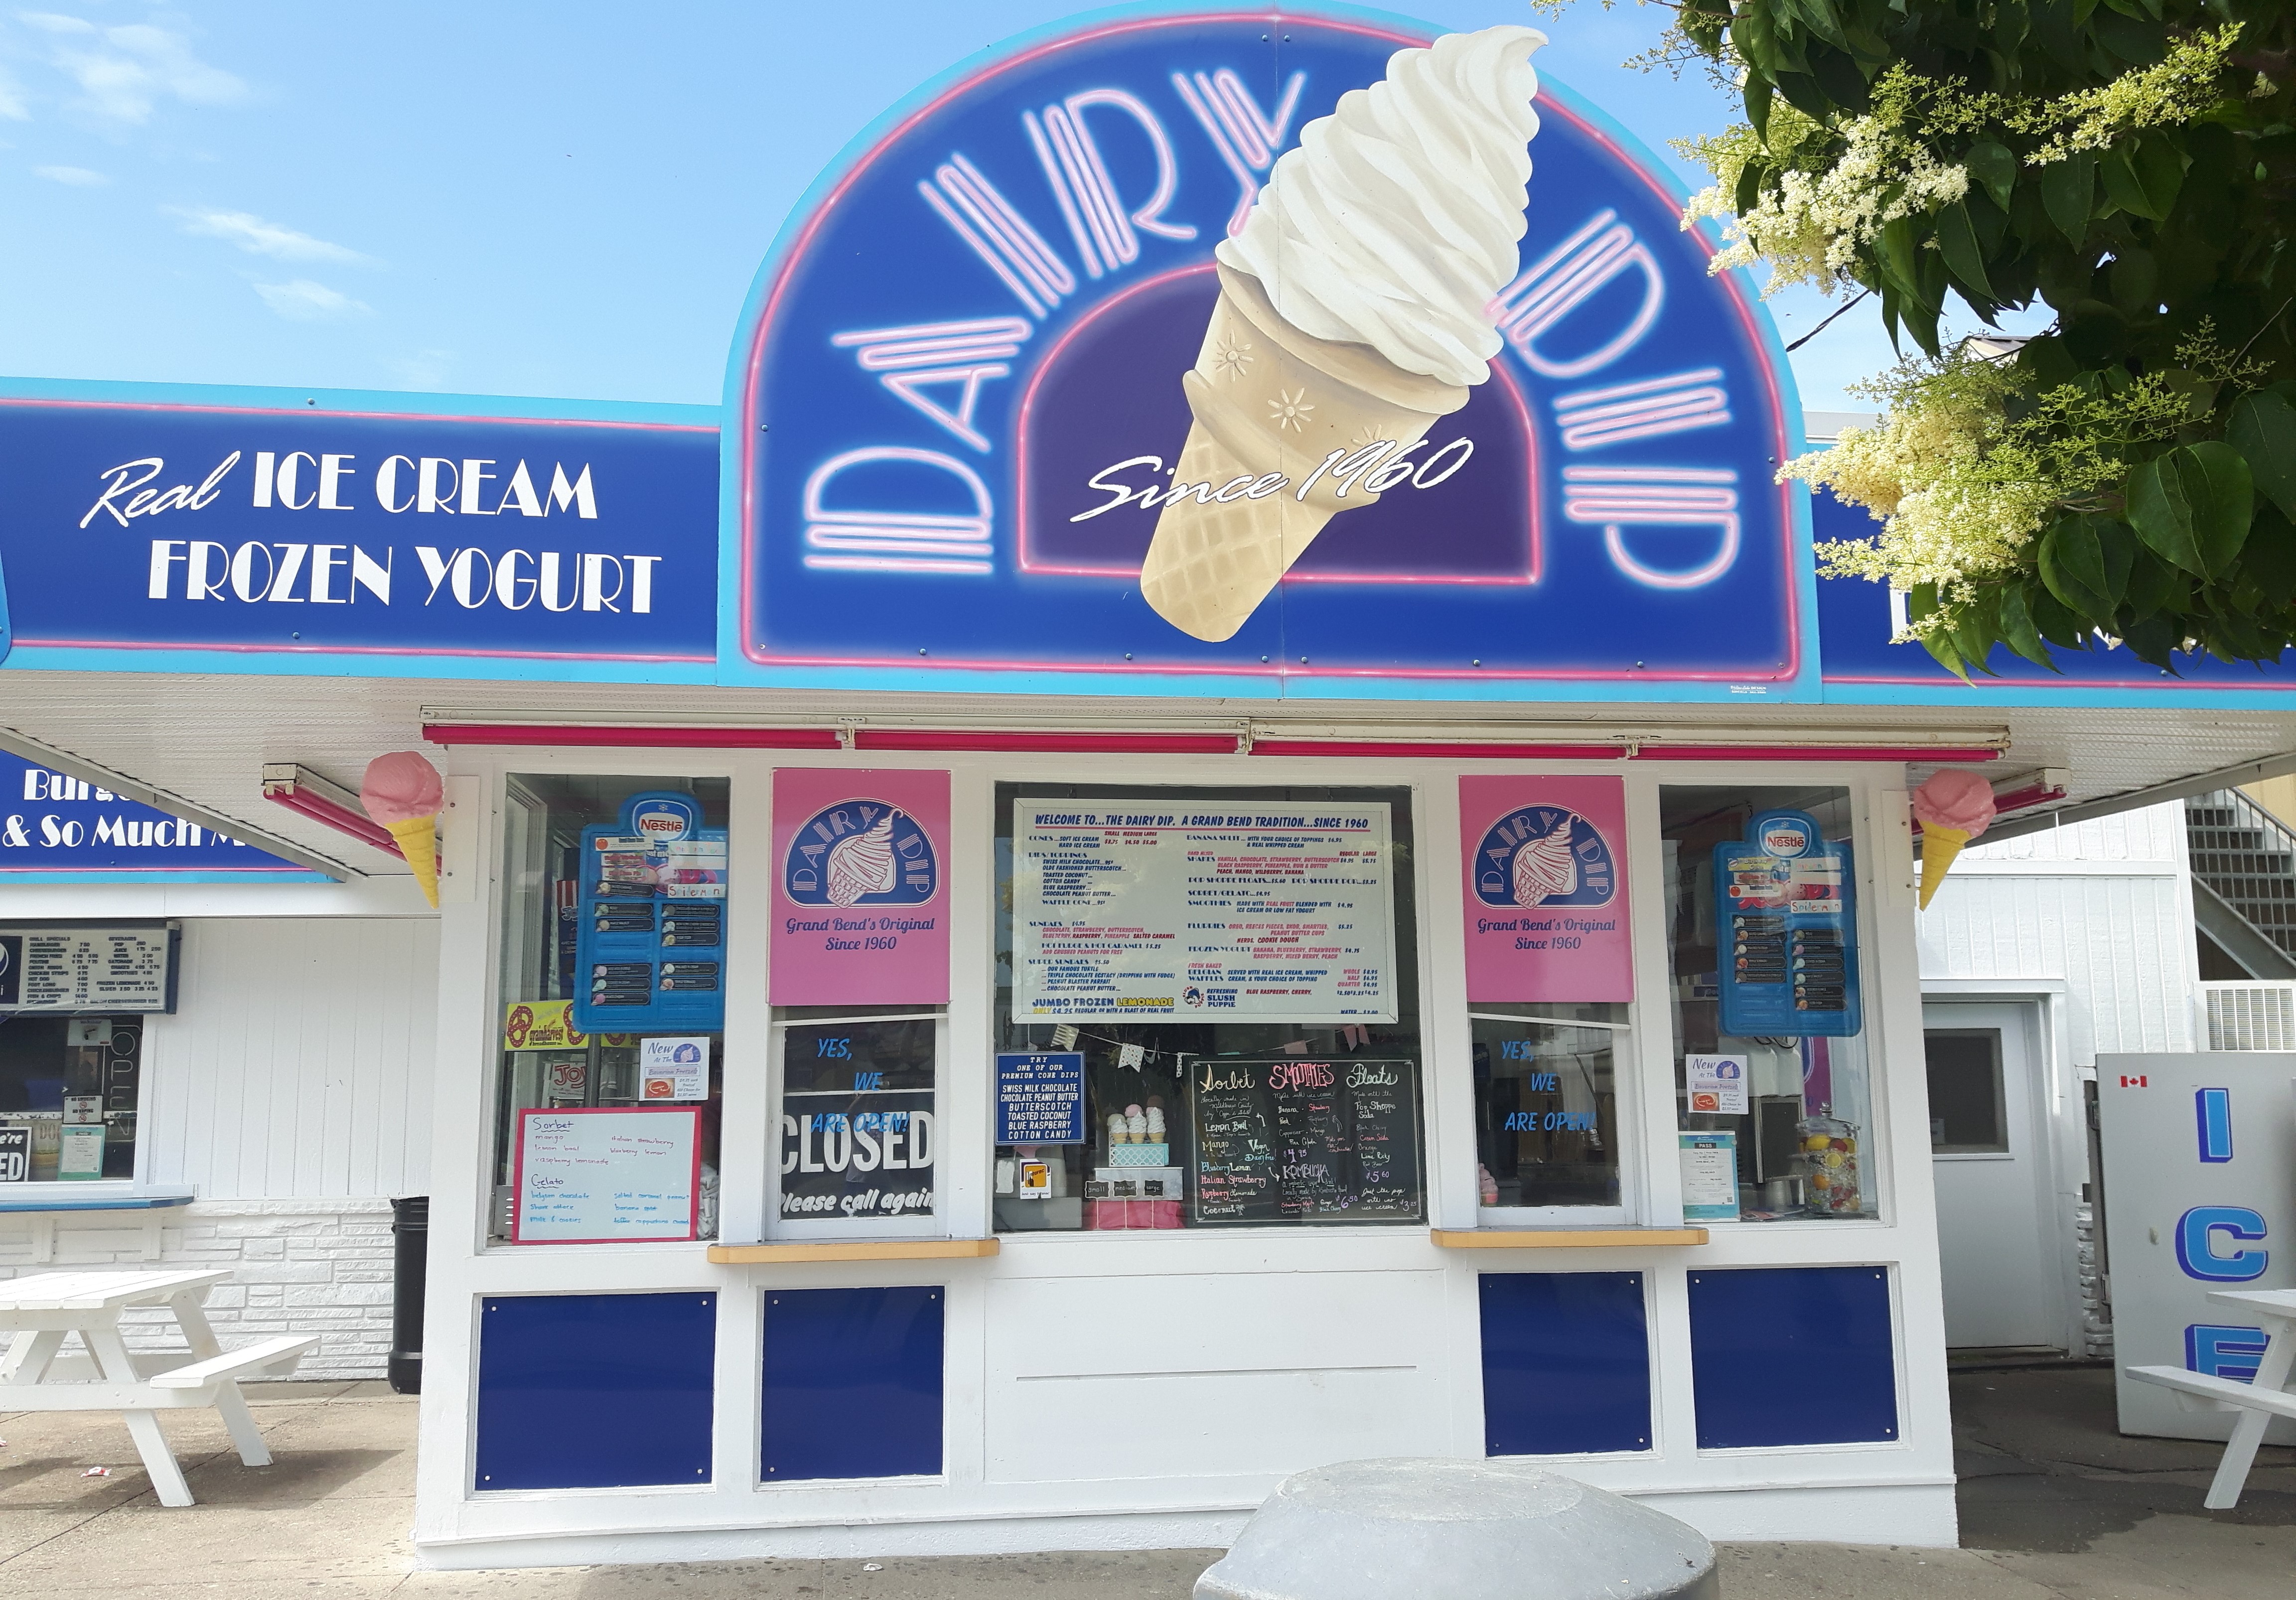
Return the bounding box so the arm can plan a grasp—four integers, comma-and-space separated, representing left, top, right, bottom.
1215, 25, 1545, 387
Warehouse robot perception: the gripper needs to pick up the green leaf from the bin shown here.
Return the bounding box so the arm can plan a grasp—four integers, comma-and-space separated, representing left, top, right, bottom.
1996, 582, 2060, 669
1735, 155, 1768, 215
2099, 143, 2181, 220
2132, 136, 2187, 217
1965, 142, 2017, 210
1746, 75, 1773, 143
2039, 515, 2114, 619
2229, 390, 2296, 520
2244, 502, 2296, 607
2117, 613, 2181, 670
1948, 588, 2003, 675
2040, 155, 2094, 244
1806, 44, 1870, 111
2127, 444, 2255, 581
2093, 515, 2138, 603
2029, 587, 2091, 649
1771, 69, 1831, 119
1934, 202, 1996, 305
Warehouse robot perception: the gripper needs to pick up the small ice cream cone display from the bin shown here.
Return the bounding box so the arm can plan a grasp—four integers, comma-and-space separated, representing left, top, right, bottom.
1108, 1113, 1130, 1146
361, 751, 446, 908
1912, 770, 1998, 911
1141, 25, 1546, 641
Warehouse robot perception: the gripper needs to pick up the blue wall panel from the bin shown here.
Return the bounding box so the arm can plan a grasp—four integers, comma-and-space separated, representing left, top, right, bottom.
475, 1292, 716, 1489
1479, 1271, 1652, 1456
1688, 1267, 1897, 1448
762, 1286, 943, 1481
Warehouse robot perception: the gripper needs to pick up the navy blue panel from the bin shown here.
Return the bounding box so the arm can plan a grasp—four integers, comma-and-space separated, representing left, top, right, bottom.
1479, 1272, 1652, 1455
762, 1286, 943, 1481
1688, 1266, 1898, 1448
475, 1292, 716, 1489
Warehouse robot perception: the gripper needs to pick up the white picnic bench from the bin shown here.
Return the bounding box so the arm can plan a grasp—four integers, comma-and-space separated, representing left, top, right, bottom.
0, 1267, 317, 1506
2125, 1286, 2296, 1510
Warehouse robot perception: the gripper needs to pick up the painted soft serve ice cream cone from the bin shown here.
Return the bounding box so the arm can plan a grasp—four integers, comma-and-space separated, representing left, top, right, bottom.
1140, 24, 1546, 643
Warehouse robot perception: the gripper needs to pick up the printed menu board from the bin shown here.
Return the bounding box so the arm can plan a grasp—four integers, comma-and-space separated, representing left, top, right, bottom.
1713, 808, 1862, 1038
512, 1107, 701, 1243
0, 928, 176, 1012
1187, 1057, 1421, 1226
1013, 801, 1395, 1022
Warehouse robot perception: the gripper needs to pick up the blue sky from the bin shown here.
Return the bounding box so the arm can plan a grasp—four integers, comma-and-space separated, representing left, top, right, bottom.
0, 1, 1914, 410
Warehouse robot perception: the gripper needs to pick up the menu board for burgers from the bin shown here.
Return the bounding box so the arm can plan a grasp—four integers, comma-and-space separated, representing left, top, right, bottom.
1012, 800, 1396, 1023
0, 927, 176, 1012
1187, 1056, 1421, 1226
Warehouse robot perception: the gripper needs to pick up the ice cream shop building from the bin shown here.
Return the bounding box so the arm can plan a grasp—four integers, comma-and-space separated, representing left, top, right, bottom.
4, 2, 2296, 1569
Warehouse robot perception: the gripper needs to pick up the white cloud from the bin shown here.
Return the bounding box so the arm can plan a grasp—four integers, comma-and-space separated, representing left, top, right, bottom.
384, 348, 456, 389
20, 14, 244, 126
32, 161, 103, 184
253, 279, 371, 322
169, 206, 362, 263
0, 69, 28, 122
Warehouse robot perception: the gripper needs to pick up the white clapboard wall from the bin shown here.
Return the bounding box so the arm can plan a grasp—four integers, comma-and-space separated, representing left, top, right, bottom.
142, 916, 439, 1199
1917, 801, 2197, 1065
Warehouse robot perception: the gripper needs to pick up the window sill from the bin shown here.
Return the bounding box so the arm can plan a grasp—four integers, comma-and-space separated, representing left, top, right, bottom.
0, 1185, 194, 1214
707, 1238, 1000, 1265
1431, 1226, 1709, 1249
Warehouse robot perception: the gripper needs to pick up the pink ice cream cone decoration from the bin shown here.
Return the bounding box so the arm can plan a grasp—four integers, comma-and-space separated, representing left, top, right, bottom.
361, 751, 445, 908
1912, 769, 1997, 911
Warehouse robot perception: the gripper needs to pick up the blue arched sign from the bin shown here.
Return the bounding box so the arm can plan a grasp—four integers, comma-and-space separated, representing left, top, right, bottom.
726, 3, 1806, 700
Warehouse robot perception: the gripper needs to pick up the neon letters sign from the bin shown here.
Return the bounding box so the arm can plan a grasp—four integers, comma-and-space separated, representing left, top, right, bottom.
731, 5, 1802, 693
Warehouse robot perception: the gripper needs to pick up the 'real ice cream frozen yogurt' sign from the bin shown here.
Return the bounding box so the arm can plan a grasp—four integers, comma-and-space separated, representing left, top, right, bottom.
732, 8, 1802, 696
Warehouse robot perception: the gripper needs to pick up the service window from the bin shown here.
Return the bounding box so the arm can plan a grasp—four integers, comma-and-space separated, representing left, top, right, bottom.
773, 1008, 943, 1234
0, 1016, 144, 1182
492, 774, 728, 1244
1662, 784, 1878, 1223
1471, 1003, 1626, 1218
992, 783, 1425, 1233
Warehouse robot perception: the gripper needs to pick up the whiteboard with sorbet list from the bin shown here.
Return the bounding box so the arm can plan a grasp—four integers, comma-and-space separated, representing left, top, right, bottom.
1012, 801, 1395, 1023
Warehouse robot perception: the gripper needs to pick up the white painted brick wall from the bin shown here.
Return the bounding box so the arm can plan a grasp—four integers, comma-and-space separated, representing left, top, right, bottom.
0, 1197, 406, 1380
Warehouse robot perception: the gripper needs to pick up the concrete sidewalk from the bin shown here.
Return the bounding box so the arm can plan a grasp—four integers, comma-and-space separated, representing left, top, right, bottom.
0, 1367, 2289, 1597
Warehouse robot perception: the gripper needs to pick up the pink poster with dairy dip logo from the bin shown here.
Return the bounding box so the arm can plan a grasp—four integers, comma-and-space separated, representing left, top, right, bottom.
1460, 775, 1633, 1003
770, 769, 948, 1005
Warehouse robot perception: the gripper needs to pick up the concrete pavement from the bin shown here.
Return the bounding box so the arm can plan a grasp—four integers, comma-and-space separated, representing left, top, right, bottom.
0, 1366, 2288, 1597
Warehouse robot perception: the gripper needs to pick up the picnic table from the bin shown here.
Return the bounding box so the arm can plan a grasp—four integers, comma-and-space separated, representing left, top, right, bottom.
0, 1268, 316, 1506
2125, 1286, 2296, 1510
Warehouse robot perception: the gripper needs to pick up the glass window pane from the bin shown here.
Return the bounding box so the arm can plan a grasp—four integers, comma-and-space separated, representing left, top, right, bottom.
1472, 1016, 1619, 1208
1663, 785, 1877, 1222
992, 783, 1424, 1233
0, 1015, 143, 1180
493, 774, 728, 1245
1925, 1030, 2007, 1153
777, 1011, 941, 1227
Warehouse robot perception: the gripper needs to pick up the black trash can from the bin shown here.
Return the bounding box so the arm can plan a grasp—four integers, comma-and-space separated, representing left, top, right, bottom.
389, 1195, 428, 1394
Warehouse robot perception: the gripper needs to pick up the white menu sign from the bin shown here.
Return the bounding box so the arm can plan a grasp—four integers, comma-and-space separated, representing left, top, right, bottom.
1014, 800, 1395, 1022
512, 1108, 700, 1243
0, 928, 174, 1012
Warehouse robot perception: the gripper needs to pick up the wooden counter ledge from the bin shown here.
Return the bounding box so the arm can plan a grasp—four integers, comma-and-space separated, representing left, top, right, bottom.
1430, 1227, 1710, 1249
707, 1238, 1002, 1265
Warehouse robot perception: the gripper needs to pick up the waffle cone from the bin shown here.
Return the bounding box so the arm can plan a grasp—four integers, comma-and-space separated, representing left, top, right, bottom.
1917, 826, 1969, 911
385, 816, 440, 908
1141, 265, 1469, 642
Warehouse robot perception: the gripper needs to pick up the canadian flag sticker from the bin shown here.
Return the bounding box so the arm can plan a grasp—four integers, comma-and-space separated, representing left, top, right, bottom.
2119, 1074, 2150, 1088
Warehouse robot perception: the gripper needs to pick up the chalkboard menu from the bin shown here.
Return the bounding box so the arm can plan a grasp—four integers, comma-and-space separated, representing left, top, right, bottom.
1187, 1057, 1422, 1226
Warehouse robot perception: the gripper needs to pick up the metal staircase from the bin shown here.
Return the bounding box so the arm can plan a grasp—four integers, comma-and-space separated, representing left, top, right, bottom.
2185, 789, 2296, 979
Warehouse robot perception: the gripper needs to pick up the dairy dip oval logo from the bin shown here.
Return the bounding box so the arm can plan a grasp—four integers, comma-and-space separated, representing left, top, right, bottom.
1474, 805, 1615, 908
784, 801, 938, 908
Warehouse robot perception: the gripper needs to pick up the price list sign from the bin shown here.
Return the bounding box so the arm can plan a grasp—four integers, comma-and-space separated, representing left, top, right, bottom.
0, 928, 176, 1012
1012, 801, 1396, 1023
1186, 1057, 1422, 1226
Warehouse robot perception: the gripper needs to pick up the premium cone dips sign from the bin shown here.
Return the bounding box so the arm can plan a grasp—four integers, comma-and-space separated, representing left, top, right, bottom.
729, 9, 1800, 693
